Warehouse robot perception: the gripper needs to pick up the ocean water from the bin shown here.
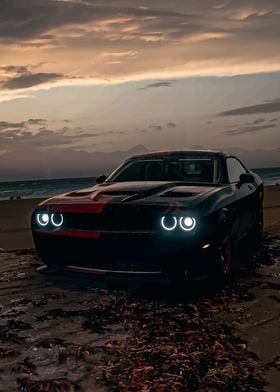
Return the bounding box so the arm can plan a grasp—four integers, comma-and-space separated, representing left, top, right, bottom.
0, 168, 279, 200
253, 167, 280, 185
0, 177, 96, 200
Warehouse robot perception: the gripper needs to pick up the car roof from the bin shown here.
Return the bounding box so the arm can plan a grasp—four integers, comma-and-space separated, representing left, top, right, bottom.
128, 149, 230, 161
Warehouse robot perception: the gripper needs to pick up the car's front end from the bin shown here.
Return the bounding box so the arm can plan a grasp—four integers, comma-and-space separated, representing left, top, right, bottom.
31, 182, 231, 281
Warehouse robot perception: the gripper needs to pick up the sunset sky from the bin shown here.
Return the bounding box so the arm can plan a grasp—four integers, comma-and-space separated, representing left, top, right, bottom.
0, 0, 280, 178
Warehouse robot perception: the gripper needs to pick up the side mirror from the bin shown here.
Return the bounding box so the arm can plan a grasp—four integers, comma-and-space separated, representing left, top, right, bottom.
238, 173, 254, 187
96, 174, 107, 184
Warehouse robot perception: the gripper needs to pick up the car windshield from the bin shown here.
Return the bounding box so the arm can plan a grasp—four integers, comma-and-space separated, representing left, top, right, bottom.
107, 157, 222, 184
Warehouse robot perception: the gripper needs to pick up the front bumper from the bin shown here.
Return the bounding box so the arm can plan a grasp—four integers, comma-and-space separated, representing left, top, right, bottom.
32, 229, 216, 280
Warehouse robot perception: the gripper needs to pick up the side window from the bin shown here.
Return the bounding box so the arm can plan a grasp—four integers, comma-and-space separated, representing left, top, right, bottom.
227, 158, 246, 183
235, 160, 247, 175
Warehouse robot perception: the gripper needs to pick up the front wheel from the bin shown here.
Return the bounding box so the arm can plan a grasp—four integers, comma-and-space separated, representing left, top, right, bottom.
210, 237, 232, 284
252, 207, 264, 240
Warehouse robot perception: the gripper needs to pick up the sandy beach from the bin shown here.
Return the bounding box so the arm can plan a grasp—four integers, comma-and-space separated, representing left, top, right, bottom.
0, 186, 279, 391
263, 186, 280, 235
0, 198, 41, 250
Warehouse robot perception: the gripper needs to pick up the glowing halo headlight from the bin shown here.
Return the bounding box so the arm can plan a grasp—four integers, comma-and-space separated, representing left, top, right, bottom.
51, 213, 63, 228
36, 213, 49, 227
161, 216, 177, 231
179, 216, 196, 231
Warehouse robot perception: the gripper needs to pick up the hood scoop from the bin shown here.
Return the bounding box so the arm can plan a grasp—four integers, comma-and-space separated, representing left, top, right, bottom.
66, 191, 93, 197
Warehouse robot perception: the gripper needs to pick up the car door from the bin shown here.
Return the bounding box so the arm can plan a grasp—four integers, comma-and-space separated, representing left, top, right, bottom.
226, 157, 257, 240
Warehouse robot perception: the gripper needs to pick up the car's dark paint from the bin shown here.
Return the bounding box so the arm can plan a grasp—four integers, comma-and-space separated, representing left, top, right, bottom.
238, 173, 255, 185
31, 150, 263, 281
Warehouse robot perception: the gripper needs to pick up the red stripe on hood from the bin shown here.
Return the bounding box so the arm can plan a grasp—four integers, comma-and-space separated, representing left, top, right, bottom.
49, 195, 112, 214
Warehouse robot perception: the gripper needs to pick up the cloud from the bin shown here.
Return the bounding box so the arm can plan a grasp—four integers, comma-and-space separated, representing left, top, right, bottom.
101, 51, 140, 59
250, 118, 266, 124
27, 118, 47, 125
225, 124, 277, 136
137, 122, 176, 133
0, 118, 47, 131
0, 65, 30, 74
148, 124, 163, 131
139, 81, 174, 90
105, 130, 125, 135
167, 122, 176, 128
1, 72, 63, 90
0, 120, 26, 130
219, 98, 280, 116
0, 126, 96, 151
136, 129, 147, 133
0, 115, 128, 153
0, 63, 65, 92
0, 0, 279, 97
0, 0, 189, 42
0, 116, 96, 151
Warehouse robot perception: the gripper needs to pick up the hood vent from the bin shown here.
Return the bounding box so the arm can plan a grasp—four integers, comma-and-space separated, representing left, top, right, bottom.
159, 191, 197, 198
66, 191, 93, 197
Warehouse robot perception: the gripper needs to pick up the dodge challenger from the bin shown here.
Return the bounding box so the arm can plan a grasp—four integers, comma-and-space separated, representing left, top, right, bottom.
32, 150, 263, 282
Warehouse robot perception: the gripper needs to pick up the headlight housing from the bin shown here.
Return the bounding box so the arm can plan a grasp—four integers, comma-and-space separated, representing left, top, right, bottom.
36, 213, 49, 227
160, 215, 196, 232
50, 213, 63, 227
179, 217, 196, 231
161, 216, 178, 231
35, 212, 63, 228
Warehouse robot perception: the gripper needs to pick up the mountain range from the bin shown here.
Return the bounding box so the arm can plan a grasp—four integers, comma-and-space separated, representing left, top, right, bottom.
0, 144, 279, 181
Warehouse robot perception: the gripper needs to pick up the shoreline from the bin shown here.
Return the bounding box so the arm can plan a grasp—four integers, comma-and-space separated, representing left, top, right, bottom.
0, 185, 280, 250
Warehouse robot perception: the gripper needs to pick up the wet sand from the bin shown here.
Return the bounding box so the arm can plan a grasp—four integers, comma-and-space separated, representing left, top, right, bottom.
0, 237, 279, 391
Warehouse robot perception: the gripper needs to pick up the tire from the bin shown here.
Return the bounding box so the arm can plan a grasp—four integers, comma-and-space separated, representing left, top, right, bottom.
250, 191, 264, 240
253, 206, 264, 240
210, 237, 233, 285
238, 207, 263, 271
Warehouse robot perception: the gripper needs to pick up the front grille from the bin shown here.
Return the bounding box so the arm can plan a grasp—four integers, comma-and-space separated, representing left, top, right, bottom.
63, 204, 158, 232
34, 234, 163, 271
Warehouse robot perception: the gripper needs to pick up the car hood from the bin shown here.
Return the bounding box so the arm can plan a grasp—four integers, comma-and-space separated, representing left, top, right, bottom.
39, 181, 226, 210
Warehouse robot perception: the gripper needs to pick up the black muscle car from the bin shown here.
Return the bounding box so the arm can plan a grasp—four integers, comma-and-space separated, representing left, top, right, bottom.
32, 150, 263, 282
